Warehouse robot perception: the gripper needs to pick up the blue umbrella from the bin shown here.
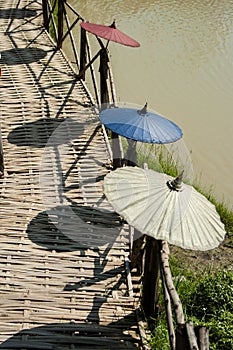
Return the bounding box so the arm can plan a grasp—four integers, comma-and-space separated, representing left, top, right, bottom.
99, 103, 182, 144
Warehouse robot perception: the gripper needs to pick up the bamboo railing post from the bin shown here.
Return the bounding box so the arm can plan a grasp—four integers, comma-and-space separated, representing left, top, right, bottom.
42, 0, 49, 32
160, 240, 185, 324
176, 324, 190, 350
186, 322, 199, 350
160, 263, 176, 350
111, 132, 123, 169
79, 26, 87, 80
141, 237, 161, 320
0, 126, 4, 177
196, 326, 209, 350
85, 37, 100, 106
131, 233, 145, 275
107, 60, 123, 169
99, 48, 109, 108
57, 0, 64, 49
99, 48, 122, 169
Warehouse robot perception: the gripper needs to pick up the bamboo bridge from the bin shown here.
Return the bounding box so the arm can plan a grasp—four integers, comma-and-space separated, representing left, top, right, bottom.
0, 0, 147, 348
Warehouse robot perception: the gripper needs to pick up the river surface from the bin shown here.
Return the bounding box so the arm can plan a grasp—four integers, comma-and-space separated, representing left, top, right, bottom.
67, 0, 233, 208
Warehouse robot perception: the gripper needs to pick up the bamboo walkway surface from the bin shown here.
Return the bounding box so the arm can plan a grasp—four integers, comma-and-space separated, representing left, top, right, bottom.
0, 0, 144, 348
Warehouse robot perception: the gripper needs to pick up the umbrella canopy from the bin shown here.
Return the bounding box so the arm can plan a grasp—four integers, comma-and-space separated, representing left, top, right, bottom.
103, 167, 226, 251
80, 21, 140, 47
99, 104, 183, 144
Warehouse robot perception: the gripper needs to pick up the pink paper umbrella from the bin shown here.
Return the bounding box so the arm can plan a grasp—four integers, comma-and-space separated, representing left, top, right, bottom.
80, 20, 140, 48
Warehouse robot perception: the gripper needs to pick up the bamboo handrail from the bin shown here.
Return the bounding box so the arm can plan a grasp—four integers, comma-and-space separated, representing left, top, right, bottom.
62, 3, 80, 68
65, 1, 84, 20
160, 261, 176, 350
160, 240, 185, 325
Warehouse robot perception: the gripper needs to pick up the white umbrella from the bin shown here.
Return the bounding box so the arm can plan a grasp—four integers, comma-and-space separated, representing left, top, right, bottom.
103, 166, 226, 251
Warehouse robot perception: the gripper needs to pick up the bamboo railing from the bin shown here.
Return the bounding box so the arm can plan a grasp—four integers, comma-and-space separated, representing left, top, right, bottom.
42, 0, 123, 168
131, 234, 209, 350
41, 2, 209, 349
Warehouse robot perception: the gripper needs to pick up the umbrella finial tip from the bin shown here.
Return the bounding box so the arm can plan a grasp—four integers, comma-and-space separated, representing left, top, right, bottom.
167, 171, 184, 191
110, 20, 116, 28
138, 102, 148, 115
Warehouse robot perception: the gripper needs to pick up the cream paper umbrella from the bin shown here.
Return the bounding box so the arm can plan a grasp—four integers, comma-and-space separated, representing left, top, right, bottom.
103, 166, 226, 251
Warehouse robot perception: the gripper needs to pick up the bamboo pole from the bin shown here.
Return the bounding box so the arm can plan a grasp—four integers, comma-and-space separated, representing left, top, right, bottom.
141, 237, 160, 320
47, 0, 58, 43
57, 0, 64, 49
59, 16, 80, 49
85, 36, 100, 106
107, 61, 124, 169
186, 322, 199, 350
62, 3, 80, 71
160, 240, 185, 325
160, 264, 176, 350
77, 49, 101, 80
42, 0, 49, 31
79, 27, 87, 80
196, 326, 209, 350
176, 324, 190, 350
99, 48, 109, 108
65, 1, 84, 20
0, 125, 4, 176
107, 62, 117, 103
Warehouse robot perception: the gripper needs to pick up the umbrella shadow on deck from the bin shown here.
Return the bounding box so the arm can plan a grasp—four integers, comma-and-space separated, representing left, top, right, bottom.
1, 47, 47, 65
0, 315, 140, 349
7, 118, 85, 148
27, 204, 124, 252
0, 8, 37, 19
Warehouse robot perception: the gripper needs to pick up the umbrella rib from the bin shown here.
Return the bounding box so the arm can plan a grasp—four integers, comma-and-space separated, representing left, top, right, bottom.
149, 115, 174, 143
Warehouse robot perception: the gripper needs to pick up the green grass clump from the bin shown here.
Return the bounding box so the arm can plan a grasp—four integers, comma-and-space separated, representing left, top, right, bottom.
182, 269, 233, 350
121, 139, 180, 176
149, 316, 170, 350
183, 269, 233, 320
150, 259, 233, 350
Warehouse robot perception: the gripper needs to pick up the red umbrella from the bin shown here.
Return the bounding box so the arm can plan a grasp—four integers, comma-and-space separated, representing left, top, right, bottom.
80, 20, 140, 48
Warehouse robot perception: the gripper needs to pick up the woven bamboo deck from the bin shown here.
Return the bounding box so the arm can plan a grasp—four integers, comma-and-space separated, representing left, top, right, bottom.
0, 0, 144, 348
